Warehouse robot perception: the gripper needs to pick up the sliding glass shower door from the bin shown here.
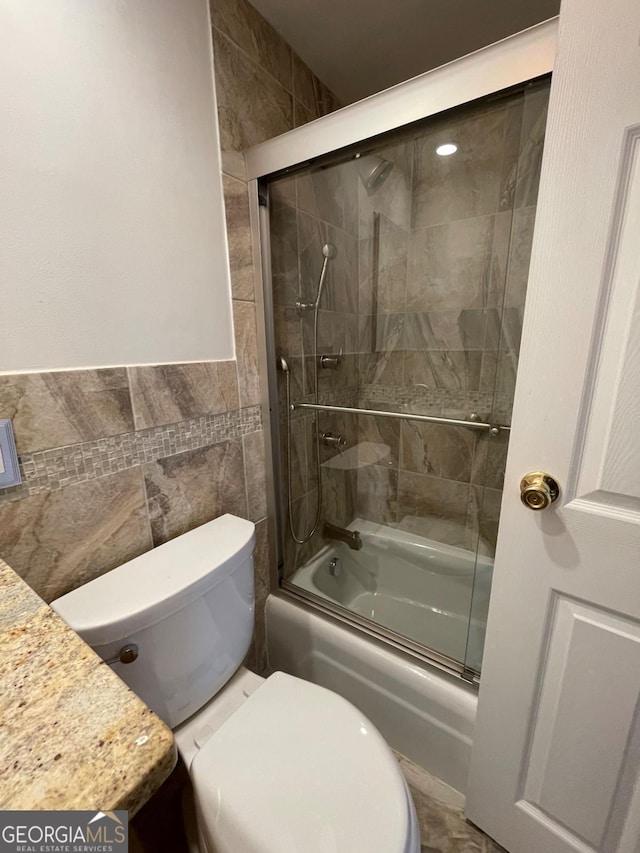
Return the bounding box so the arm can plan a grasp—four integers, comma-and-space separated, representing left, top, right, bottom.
266, 78, 551, 678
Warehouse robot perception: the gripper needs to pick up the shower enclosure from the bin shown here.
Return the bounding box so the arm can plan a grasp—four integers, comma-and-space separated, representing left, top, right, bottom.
260, 72, 551, 681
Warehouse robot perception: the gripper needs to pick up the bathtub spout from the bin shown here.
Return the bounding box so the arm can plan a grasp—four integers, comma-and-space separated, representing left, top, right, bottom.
323, 521, 363, 551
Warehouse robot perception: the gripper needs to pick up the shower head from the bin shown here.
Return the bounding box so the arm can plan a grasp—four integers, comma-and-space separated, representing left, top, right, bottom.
322, 243, 337, 259
357, 155, 393, 194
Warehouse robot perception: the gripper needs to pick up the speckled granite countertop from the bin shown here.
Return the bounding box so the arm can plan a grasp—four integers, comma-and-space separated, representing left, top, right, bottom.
0, 557, 176, 815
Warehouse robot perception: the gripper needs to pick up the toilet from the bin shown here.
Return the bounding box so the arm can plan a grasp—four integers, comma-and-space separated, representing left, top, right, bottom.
52, 514, 420, 853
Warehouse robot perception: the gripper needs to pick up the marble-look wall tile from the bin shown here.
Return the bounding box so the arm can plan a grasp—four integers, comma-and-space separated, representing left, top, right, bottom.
293, 99, 316, 129
283, 489, 324, 578
321, 468, 357, 529
275, 305, 303, 358
359, 351, 404, 386
504, 206, 536, 307
404, 310, 488, 352
400, 421, 474, 482
291, 53, 340, 116
144, 440, 247, 546
297, 211, 358, 315
514, 82, 550, 209
469, 485, 503, 555
244, 517, 270, 674
210, 0, 292, 92
357, 413, 401, 468
213, 29, 293, 154
296, 163, 359, 237
356, 465, 398, 525
278, 416, 306, 504
0, 369, 134, 454
471, 432, 508, 490
221, 151, 247, 182
396, 472, 471, 549
243, 430, 267, 523
270, 199, 299, 307
359, 216, 409, 315
412, 105, 512, 229
0, 468, 152, 602
233, 301, 261, 408
406, 214, 508, 312
223, 175, 254, 301
128, 362, 239, 430
403, 350, 482, 391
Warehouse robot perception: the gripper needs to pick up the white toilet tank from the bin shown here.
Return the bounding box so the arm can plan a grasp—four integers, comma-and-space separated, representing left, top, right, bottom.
52, 514, 256, 727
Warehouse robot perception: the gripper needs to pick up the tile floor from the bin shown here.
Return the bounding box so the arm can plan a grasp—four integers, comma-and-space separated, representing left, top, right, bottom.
395, 752, 506, 853
131, 752, 506, 852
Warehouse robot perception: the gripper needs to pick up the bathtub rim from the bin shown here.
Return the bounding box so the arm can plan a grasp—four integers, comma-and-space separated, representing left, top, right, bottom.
277, 580, 481, 686
266, 590, 479, 794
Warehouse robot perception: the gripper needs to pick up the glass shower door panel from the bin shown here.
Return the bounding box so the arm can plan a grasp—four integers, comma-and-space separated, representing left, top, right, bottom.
268, 77, 551, 676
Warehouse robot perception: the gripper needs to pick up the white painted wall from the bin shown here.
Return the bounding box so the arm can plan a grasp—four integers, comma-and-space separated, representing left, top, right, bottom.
0, 0, 233, 373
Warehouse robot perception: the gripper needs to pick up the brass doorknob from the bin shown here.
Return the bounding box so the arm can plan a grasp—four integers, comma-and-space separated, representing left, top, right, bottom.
520, 472, 560, 511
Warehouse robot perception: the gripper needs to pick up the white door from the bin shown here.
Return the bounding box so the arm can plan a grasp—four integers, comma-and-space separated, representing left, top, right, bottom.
466, 1, 640, 851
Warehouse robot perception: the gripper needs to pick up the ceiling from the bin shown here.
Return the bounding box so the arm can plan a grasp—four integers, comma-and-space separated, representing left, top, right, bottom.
247, 0, 560, 104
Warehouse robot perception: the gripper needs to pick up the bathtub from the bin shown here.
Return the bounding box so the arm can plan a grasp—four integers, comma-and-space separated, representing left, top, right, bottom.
267, 521, 489, 792
289, 519, 492, 672
266, 593, 478, 794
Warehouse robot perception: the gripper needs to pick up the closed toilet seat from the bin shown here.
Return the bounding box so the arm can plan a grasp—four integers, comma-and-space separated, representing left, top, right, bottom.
188, 672, 420, 853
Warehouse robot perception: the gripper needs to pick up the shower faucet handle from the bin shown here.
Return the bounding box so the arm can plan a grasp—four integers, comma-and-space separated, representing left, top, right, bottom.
320, 348, 343, 370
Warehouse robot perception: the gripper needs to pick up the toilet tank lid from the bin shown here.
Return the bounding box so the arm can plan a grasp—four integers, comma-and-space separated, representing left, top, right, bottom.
51, 514, 255, 646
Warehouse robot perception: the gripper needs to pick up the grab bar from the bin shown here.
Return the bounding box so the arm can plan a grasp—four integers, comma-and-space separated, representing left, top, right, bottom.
291, 402, 509, 435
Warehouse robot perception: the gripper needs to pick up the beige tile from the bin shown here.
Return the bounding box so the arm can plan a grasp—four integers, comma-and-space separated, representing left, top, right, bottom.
412, 104, 510, 229
250, 518, 271, 674
210, 0, 292, 92
243, 430, 267, 522
403, 350, 483, 391
356, 464, 398, 525
128, 361, 239, 430
270, 198, 299, 308
233, 300, 261, 408
471, 431, 509, 490
504, 206, 536, 307
394, 751, 506, 852
0, 468, 152, 602
321, 468, 357, 529
221, 150, 247, 182
213, 29, 293, 154
0, 369, 133, 454
407, 214, 507, 313
144, 441, 247, 546
357, 413, 401, 467
292, 52, 318, 110
514, 81, 550, 209
400, 421, 475, 483
293, 98, 317, 128
223, 175, 254, 301
396, 472, 471, 549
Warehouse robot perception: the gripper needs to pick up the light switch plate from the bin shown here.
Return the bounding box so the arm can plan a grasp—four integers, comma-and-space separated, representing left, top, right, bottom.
0, 420, 22, 488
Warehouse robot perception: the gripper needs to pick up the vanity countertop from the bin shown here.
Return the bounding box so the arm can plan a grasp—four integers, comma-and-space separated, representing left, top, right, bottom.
0, 557, 176, 815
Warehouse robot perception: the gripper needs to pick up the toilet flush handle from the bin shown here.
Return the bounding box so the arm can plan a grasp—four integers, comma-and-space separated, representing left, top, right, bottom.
105, 643, 139, 665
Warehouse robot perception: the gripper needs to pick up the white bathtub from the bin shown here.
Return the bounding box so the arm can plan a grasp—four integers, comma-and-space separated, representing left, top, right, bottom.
290, 519, 492, 672
266, 593, 478, 794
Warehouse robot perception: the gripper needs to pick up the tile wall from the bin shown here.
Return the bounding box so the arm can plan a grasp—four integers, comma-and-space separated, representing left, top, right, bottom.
0, 0, 343, 672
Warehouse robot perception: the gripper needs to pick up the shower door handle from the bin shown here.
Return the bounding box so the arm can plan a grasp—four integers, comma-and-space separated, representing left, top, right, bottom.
520, 472, 560, 511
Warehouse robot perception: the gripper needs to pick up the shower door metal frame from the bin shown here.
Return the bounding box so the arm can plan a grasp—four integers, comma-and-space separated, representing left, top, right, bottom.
247, 19, 558, 679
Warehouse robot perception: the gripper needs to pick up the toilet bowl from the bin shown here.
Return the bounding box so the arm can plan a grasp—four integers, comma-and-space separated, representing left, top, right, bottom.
52, 514, 420, 853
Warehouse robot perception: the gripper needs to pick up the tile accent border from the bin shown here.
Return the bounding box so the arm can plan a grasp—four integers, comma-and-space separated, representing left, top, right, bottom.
0, 405, 262, 503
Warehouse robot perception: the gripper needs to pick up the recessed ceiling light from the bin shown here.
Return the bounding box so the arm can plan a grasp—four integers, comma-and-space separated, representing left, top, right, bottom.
436, 143, 458, 156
